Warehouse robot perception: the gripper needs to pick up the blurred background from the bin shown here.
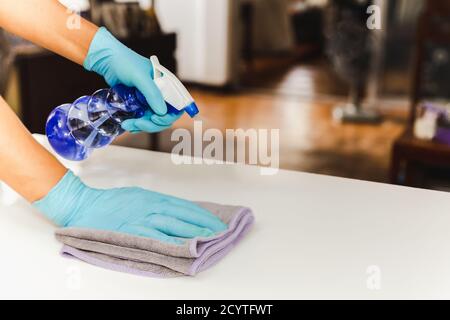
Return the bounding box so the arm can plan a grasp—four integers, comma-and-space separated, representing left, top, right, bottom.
1, 0, 449, 191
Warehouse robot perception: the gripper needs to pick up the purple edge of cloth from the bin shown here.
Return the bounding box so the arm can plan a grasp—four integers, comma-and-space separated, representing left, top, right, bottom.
60, 207, 255, 277
188, 208, 254, 275
61, 246, 170, 278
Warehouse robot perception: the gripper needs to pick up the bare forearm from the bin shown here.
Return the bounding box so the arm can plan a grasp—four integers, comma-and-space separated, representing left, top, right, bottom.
0, 97, 67, 202
0, 0, 97, 65
0, 0, 97, 202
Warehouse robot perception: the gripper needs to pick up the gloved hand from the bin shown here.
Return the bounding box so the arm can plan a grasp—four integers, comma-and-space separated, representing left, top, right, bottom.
34, 171, 227, 245
84, 27, 180, 133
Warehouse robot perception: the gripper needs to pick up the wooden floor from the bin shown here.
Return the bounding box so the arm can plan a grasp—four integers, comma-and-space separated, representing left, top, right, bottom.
116, 59, 409, 183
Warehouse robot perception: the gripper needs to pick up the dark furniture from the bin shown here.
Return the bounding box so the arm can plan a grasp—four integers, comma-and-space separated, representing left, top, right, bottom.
390, 1, 450, 188
0, 30, 13, 95
15, 33, 176, 134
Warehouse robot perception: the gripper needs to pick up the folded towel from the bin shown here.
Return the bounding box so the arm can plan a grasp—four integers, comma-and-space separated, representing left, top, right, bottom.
55, 202, 255, 277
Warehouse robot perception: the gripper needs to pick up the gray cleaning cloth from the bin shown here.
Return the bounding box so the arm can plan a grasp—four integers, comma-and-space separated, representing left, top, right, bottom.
55, 202, 255, 278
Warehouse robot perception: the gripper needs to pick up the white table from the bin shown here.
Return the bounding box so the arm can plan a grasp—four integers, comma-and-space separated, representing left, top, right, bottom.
1, 135, 450, 299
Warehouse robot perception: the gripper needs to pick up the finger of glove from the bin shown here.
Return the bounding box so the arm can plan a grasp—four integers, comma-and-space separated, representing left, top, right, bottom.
133, 118, 171, 133
120, 224, 185, 245
156, 203, 228, 233
142, 191, 226, 231
150, 113, 183, 127
150, 114, 182, 127
134, 75, 167, 115
121, 119, 141, 133
145, 214, 215, 238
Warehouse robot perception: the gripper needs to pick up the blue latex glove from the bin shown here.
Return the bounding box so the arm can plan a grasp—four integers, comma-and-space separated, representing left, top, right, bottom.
34, 171, 227, 245
84, 27, 180, 133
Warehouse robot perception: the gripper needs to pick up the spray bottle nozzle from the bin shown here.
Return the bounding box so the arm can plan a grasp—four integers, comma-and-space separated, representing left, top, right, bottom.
150, 56, 199, 118
184, 102, 200, 118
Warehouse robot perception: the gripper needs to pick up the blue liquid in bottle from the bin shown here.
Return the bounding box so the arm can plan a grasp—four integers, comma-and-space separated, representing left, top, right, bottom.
46, 84, 179, 161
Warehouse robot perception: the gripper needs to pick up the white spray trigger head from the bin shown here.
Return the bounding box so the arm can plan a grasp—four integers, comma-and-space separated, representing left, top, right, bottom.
150, 56, 199, 118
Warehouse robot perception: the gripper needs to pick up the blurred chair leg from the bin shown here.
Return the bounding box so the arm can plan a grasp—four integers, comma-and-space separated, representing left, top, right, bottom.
389, 144, 402, 185
404, 161, 427, 188
241, 2, 254, 69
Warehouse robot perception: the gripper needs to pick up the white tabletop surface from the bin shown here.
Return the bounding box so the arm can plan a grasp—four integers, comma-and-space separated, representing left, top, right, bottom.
1, 135, 450, 299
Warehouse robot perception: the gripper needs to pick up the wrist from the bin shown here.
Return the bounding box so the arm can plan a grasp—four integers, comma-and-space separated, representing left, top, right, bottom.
83, 27, 125, 77
33, 171, 88, 227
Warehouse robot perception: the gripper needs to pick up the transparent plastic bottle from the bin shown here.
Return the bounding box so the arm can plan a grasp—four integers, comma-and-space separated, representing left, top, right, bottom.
46, 84, 178, 161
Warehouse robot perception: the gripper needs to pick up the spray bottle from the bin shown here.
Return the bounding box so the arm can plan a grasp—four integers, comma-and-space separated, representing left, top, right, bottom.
46, 56, 198, 161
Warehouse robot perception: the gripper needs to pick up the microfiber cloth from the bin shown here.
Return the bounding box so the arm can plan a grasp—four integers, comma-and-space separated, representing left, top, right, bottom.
55, 202, 255, 277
